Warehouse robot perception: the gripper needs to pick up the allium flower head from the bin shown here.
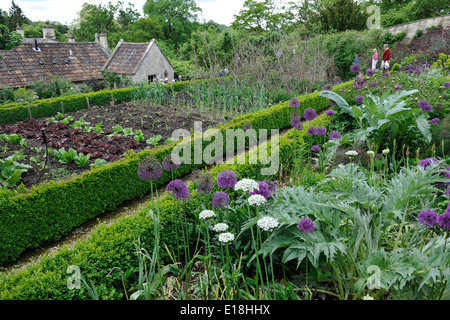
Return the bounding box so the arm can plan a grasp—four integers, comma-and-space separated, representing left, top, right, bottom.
312, 145, 321, 152
382, 148, 390, 155
162, 153, 181, 171
326, 109, 335, 116
217, 170, 237, 189
290, 115, 302, 128
138, 157, 163, 181
249, 181, 271, 200
443, 82, 450, 88
351, 64, 361, 73
430, 118, 440, 124
329, 130, 342, 141
367, 69, 374, 77
243, 122, 253, 131
234, 178, 260, 193
355, 96, 364, 103
218, 232, 234, 244
212, 191, 230, 208
419, 157, 438, 170
303, 108, 317, 121
367, 150, 375, 157
166, 179, 192, 202
248, 194, 267, 206
394, 85, 402, 91
418, 100, 432, 112
345, 150, 358, 157
257, 216, 279, 232
213, 223, 229, 233
315, 126, 326, 136
307, 126, 317, 135
437, 211, 450, 230
417, 209, 438, 228
371, 81, 378, 88
298, 218, 315, 234
289, 97, 300, 108
263, 180, 277, 197
199, 210, 216, 220
197, 171, 215, 194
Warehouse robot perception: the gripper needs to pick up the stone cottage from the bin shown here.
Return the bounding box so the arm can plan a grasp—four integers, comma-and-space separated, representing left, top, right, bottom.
102, 39, 174, 84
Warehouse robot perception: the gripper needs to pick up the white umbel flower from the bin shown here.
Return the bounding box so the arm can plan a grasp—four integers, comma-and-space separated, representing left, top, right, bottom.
234, 178, 260, 193
345, 150, 358, 157
213, 223, 229, 233
382, 148, 390, 155
363, 295, 374, 300
248, 194, 267, 206
199, 210, 215, 220
367, 150, 375, 157
257, 216, 279, 232
218, 232, 235, 244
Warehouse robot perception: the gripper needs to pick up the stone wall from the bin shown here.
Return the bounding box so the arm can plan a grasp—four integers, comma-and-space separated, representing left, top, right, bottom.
132, 41, 174, 83
385, 14, 450, 40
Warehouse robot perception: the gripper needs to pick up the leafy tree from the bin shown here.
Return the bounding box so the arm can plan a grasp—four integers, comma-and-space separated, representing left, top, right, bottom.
0, 24, 22, 50
231, 0, 293, 34
23, 21, 69, 42
7, 0, 30, 30
108, 17, 165, 45
312, 0, 369, 32
143, 0, 202, 48
117, 1, 140, 31
0, 8, 8, 26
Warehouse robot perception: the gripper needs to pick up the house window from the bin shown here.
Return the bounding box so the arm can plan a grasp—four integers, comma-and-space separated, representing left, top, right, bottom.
148, 74, 157, 83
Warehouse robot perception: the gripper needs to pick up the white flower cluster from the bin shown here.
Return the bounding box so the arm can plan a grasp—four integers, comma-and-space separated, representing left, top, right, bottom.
234, 179, 260, 193
367, 150, 375, 157
257, 216, 279, 232
382, 148, 390, 155
199, 210, 215, 220
248, 194, 267, 206
345, 150, 358, 157
213, 223, 229, 233
363, 295, 374, 300
218, 232, 235, 244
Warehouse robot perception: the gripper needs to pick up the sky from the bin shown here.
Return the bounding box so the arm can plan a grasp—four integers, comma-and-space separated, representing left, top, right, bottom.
0, 0, 247, 26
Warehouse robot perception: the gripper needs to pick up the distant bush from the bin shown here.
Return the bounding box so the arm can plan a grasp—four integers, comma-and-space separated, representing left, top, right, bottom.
32, 75, 73, 99
0, 85, 14, 104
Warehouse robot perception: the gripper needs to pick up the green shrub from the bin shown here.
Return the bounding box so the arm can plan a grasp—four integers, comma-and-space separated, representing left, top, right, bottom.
32, 75, 73, 99
0, 85, 14, 104
392, 63, 401, 72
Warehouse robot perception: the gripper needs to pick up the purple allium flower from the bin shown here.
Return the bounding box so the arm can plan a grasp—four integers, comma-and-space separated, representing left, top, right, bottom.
289, 97, 300, 108
243, 122, 253, 131
263, 179, 277, 197
329, 130, 342, 141
249, 181, 271, 200
419, 157, 438, 169
166, 179, 192, 202
333, 77, 342, 84
430, 118, 440, 124
408, 68, 414, 74
307, 126, 317, 135
295, 123, 304, 130
445, 186, 450, 198
298, 218, 315, 234
196, 171, 216, 194
291, 115, 302, 128
138, 157, 163, 181
413, 60, 419, 65
367, 69, 374, 77
383, 72, 389, 77
437, 211, 450, 230
351, 64, 361, 73
394, 85, 402, 91
355, 96, 364, 103
404, 65, 410, 70
315, 126, 326, 136
217, 170, 237, 189
162, 154, 181, 171
312, 145, 321, 152
417, 209, 438, 228
326, 109, 335, 116
444, 82, 450, 88
212, 191, 230, 208
418, 100, 432, 112
303, 108, 317, 121
371, 82, 378, 88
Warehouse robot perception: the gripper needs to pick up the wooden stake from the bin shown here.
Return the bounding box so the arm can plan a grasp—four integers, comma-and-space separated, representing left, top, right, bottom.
86, 96, 90, 108
27, 105, 32, 119
61, 101, 65, 116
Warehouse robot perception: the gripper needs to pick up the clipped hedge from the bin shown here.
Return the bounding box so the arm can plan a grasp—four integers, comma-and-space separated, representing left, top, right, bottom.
0, 112, 332, 300
0, 80, 354, 266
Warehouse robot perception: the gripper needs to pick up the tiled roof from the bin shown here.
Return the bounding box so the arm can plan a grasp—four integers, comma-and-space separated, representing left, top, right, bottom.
0, 42, 109, 88
103, 41, 150, 75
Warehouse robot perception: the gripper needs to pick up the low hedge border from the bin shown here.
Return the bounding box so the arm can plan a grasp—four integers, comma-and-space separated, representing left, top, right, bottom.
0, 80, 354, 266
0, 113, 331, 300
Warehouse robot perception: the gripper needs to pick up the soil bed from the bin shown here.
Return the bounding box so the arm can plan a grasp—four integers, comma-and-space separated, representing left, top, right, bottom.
0, 102, 223, 189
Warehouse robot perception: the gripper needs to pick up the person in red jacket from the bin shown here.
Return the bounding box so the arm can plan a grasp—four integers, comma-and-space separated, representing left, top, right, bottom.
382, 44, 391, 74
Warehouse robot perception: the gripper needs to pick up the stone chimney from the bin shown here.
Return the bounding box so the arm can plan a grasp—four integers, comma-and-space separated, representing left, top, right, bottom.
16, 24, 24, 37
42, 21, 56, 41
99, 32, 108, 48
68, 31, 75, 43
